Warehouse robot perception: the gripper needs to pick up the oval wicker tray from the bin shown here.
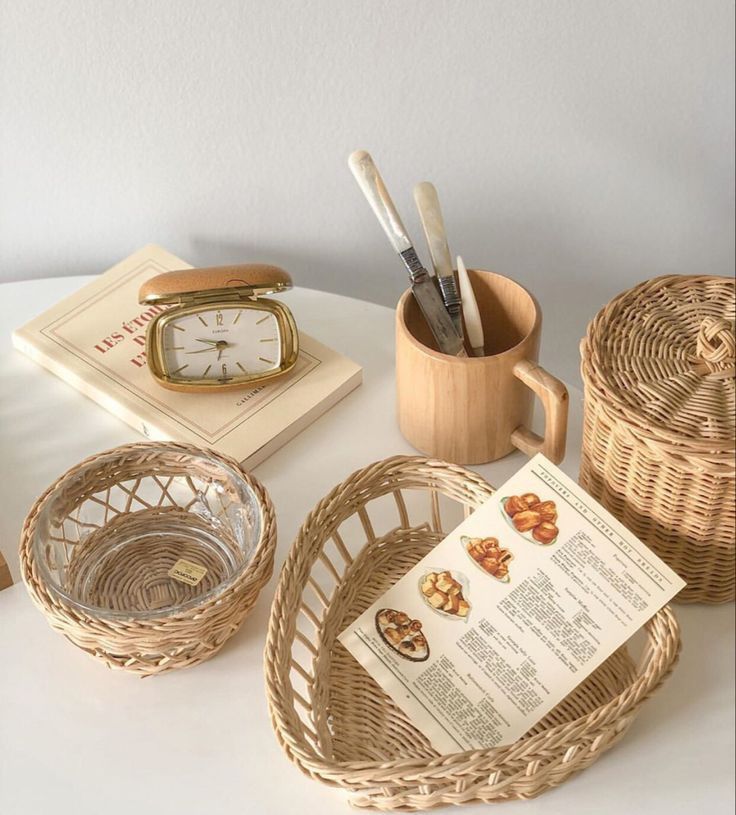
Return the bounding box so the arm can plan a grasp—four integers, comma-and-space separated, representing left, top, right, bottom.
20, 441, 276, 676
265, 456, 681, 810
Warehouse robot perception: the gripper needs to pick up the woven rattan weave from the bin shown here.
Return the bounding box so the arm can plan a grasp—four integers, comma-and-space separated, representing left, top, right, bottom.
265, 456, 680, 809
20, 442, 276, 676
580, 275, 735, 603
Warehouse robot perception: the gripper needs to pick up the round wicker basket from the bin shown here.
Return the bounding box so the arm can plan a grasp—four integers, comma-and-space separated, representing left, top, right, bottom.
20, 441, 276, 676
265, 456, 681, 810
580, 275, 735, 604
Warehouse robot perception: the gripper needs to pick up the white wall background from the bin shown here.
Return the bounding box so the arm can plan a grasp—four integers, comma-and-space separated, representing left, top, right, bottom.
1, 0, 733, 386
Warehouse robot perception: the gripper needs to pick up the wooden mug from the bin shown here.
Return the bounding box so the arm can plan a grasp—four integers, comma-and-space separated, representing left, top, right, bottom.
396, 269, 568, 465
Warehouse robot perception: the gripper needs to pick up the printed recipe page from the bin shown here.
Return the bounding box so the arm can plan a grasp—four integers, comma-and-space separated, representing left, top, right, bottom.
339, 455, 685, 753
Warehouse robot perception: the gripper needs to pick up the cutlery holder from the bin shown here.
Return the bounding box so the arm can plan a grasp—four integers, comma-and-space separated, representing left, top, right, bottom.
396, 270, 568, 464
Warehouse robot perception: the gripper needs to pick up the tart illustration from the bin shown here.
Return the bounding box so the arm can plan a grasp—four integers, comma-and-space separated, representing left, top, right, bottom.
462, 536, 513, 582
502, 493, 559, 545
419, 570, 471, 620
375, 608, 430, 662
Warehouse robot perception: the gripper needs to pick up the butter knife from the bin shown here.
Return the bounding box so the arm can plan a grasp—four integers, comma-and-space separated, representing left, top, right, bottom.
413, 181, 464, 337
348, 150, 466, 357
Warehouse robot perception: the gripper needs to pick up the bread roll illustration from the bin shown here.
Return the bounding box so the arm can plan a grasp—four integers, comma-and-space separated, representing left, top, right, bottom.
512, 509, 542, 532
530, 500, 558, 523
504, 495, 527, 517
533, 522, 559, 544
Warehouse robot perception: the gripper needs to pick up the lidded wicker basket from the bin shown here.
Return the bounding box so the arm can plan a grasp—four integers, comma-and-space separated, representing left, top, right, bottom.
265, 456, 681, 810
20, 441, 276, 676
580, 275, 735, 604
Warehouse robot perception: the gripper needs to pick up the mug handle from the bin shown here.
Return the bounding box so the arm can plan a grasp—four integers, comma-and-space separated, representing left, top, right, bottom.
510, 360, 569, 464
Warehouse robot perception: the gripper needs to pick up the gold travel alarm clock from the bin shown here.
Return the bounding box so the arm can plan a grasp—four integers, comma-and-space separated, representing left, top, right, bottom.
139, 264, 299, 391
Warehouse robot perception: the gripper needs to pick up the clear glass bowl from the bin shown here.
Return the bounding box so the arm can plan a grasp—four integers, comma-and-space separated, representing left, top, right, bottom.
32, 445, 263, 619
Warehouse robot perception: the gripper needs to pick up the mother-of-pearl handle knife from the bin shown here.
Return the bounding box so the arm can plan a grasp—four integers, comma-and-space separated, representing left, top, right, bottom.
348, 150, 466, 357
413, 181, 464, 337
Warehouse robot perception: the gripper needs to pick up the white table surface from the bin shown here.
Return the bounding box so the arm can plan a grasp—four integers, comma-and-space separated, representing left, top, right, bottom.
0, 277, 733, 815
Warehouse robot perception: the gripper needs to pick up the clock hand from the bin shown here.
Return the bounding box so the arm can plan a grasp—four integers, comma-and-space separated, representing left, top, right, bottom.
216, 340, 233, 360
186, 340, 231, 356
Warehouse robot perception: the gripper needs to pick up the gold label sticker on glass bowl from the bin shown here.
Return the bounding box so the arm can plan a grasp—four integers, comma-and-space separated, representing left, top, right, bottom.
168, 558, 208, 586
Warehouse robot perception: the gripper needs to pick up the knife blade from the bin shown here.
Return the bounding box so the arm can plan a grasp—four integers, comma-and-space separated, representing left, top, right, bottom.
348, 150, 466, 357
413, 181, 464, 337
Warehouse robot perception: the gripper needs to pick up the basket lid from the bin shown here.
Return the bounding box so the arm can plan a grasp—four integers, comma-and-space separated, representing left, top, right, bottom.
582, 275, 735, 451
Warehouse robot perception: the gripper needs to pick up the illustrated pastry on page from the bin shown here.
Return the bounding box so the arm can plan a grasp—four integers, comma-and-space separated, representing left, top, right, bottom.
502, 492, 560, 545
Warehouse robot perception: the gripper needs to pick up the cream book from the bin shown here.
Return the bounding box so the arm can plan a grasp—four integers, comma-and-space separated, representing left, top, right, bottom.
13, 245, 362, 468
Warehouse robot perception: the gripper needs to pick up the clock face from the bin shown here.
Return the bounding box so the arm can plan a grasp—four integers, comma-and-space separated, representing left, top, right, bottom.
160, 306, 283, 384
